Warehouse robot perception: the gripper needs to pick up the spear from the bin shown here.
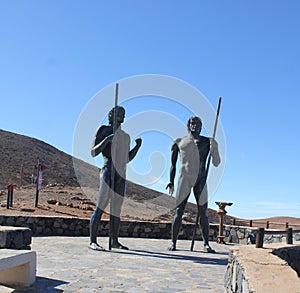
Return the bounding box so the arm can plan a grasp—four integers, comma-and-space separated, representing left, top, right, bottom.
190, 97, 222, 251
109, 83, 119, 250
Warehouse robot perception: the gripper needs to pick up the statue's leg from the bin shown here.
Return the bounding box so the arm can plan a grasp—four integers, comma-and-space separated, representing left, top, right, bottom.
90, 207, 103, 243
194, 182, 215, 252
198, 203, 209, 245
168, 175, 192, 251
89, 166, 110, 250
169, 197, 188, 251
110, 176, 128, 249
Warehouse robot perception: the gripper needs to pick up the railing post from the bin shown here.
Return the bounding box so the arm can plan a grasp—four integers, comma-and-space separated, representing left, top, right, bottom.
266, 221, 269, 229
256, 228, 265, 248
286, 228, 293, 244
249, 220, 253, 227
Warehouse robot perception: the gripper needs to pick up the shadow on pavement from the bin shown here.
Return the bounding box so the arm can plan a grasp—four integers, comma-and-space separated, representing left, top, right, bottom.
110, 248, 228, 266
13, 277, 68, 292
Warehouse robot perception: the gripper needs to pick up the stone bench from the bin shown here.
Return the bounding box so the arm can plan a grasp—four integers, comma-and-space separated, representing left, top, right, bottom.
0, 249, 36, 287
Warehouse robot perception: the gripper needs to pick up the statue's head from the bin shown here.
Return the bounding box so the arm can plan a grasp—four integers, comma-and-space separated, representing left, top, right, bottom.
108, 106, 125, 125
187, 116, 202, 134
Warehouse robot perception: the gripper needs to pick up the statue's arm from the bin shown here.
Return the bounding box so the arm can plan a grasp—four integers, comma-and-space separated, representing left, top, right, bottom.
91, 126, 113, 157
210, 138, 221, 167
129, 138, 142, 161
166, 143, 179, 195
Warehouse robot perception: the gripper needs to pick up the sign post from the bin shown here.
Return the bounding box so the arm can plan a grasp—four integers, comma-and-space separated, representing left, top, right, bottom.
34, 160, 46, 207
20, 161, 24, 187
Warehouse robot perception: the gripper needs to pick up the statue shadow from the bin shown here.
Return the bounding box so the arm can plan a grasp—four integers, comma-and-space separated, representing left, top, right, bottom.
12, 277, 68, 292
180, 249, 230, 257
112, 249, 228, 266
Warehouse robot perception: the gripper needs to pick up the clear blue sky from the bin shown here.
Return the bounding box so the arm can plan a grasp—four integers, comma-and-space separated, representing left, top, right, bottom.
1, 1, 300, 219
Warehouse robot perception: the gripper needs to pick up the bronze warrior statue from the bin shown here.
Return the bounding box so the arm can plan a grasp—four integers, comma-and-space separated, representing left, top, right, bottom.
166, 116, 220, 252
89, 106, 142, 251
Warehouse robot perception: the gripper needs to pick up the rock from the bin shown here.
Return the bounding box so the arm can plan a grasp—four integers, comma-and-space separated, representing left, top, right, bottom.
47, 199, 58, 205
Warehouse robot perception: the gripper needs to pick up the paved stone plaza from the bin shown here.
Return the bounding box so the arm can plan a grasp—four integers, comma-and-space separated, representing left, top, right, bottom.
12, 236, 234, 292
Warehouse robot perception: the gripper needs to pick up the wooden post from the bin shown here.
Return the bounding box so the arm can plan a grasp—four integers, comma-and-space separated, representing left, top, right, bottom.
10, 187, 13, 207
286, 228, 293, 244
249, 220, 253, 227
255, 228, 265, 248
266, 221, 269, 229
6, 189, 11, 209
35, 161, 40, 208
5, 184, 16, 209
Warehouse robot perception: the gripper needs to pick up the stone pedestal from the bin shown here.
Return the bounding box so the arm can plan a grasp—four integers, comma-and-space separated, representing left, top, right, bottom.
215, 201, 233, 244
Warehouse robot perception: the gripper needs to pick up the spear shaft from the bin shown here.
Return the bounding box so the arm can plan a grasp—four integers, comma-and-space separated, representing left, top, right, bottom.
109, 83, 119, 250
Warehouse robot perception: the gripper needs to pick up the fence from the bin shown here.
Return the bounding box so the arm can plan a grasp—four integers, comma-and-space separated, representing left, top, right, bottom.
255, 227, 300, 248
230, 218, 300, 229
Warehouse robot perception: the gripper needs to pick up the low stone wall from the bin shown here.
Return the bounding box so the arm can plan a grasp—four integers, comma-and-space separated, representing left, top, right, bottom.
225, 251, 249, 293
0, 226, 32, 249
1, 216, 298, 246
0, 215, 219, 240
224, 225, 256, 245
225, 243, 300, 293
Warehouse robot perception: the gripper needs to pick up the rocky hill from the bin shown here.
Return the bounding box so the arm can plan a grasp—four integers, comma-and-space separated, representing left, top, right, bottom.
1, 129, 299, 227
1, 128, 221, 223
0, 129, 86, 187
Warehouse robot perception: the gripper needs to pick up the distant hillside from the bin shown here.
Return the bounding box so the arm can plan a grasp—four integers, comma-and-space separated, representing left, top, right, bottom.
1, 129, 299, 226
0, 129, 93, 188
0, 128, 231, 224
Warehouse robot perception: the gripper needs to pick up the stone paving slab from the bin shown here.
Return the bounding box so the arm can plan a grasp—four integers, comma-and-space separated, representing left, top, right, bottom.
8, 237, 234, 292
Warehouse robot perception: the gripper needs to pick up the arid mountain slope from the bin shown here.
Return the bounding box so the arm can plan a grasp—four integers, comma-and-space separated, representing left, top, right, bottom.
1, 129, 299, 226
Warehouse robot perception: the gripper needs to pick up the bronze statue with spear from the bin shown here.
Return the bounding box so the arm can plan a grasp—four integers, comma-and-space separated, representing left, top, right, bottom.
166, 98, 222, 252
89, 83, 142, 251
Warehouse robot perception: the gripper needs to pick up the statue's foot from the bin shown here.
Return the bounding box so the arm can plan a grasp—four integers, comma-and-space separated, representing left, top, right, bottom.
89, 242, 105, 251
111, 242, 129, 250
203, 245, 216, 253
168, 243, 176, 251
